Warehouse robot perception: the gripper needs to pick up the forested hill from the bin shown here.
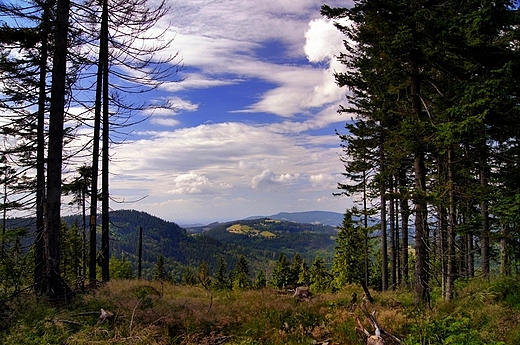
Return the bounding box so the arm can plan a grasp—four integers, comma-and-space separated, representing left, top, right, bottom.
201, 218, 337, 263
268, 211, 343, 227
63, 209, 338, 280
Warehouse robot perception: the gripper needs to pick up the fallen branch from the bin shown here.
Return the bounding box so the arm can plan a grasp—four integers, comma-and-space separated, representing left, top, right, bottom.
98, 308, 115, 324
54, 319, 84, 326
360, 305, 401, 344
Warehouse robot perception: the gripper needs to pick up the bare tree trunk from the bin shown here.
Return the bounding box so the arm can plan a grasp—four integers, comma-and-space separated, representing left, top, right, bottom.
438, 206, 447, 300
447, 147, 456, 301
381, 188, 388, 291
363, 169, 370, 286
138, 226, 143, 279
467, 233, 474, 277
44, 0, 70, 301
389, 177, 396, 289
101, 0, 110, 282
380, 137, 388, 291
34, 0, 51, 295
411, 61, 429, 306
500, 225, 509, 275
89, 0, 109, 285
480, 168, 490, 278
399, 166, 410, 286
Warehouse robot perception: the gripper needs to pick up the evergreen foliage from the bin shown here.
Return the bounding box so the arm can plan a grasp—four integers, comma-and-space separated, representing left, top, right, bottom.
269, 253, 291, 289
331, 210, 367, 289
232, 255, 251, 290
323, 0, 520, 303
308, 256, 331, 292
109, 254, 134, 279
153, 255, 166, 281
254, 269, 267, 289
213, 256, 229, 290
197, 260, 211, 287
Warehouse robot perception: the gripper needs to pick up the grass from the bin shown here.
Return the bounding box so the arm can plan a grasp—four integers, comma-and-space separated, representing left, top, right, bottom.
1, 278, 519, 344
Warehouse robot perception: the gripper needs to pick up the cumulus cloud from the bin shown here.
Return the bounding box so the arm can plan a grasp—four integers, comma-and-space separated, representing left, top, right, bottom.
151, 118, 181, 127
251, 169, 300, 191
309, 173, 338, 189
304, 18, 346, 63
103, 1, 355, 222
168, 171, 211, 194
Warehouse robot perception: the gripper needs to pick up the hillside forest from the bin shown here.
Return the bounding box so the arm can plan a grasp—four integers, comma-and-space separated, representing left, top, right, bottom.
0, 0, 520, 343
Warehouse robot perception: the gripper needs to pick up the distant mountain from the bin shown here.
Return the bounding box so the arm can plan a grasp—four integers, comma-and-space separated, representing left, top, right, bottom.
267, 211, 344, 227
65, 210, 337, 280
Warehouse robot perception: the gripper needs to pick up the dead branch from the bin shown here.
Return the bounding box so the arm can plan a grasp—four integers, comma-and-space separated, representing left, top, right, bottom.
98, 308, 115, 324
360, 305, 401, 344
54, 319, 84, 326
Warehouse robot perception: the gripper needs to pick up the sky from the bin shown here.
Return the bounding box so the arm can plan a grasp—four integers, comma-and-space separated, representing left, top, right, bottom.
101, 0, 355, 224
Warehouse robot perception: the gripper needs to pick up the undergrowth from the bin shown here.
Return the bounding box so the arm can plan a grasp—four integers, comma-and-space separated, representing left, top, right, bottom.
0, 277, 519, 344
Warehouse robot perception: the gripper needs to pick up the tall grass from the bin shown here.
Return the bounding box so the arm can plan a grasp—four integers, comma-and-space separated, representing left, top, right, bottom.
0, 278, 519, 344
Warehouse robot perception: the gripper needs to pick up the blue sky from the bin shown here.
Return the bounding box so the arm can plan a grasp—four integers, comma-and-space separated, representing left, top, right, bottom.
100, 0, 355, 224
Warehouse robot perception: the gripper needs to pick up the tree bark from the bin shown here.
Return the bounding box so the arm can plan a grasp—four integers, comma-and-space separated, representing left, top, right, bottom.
380, 135, 388, 291
411, 60, 429, 306
89, 0, 109, 285
34, 0, 51, 295
480, 168, 490, 278
101, 0, 110, 282
399, 165, 410, 286
44, 0, 70, 301
447, 147, 456, 301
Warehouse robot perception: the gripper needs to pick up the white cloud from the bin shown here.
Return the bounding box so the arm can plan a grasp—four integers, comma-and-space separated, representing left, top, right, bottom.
103, 1, 356, 222
150, 118, 181, 127
251, 169, 300, 191
169, 171, 213, 194
309, 173, 337, 189
147, 1, 350, 120
160, 74, 242, 92
304, 18, 346, 63
111, 122, 343, 197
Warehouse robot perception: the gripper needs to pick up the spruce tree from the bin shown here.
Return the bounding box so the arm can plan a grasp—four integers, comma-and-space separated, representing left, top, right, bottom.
153, 255, 166, 281
331, 210, 367, 289
269, 253, 291, 289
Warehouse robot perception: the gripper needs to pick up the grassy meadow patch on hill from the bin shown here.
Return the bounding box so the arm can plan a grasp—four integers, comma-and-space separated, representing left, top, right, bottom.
1, 278, 519, 344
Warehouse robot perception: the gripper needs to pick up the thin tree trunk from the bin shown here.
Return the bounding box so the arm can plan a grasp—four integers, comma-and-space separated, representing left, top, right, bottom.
447, 147, 456, 301
44, 0, 71, 301
500, 225, 509, 276
101, 0, 110, 282
138, 226, 143, 279
389, 177, 396, 289
480, 168, 490, 278
363, 168, 370, 285
34, 0, 51, 294
438, 205, 447, 300
89, 0, 109, 285
467, 232, 474, 277
411, 60, 429, 306
380, 136, 388, 291
399, 166, 409, 286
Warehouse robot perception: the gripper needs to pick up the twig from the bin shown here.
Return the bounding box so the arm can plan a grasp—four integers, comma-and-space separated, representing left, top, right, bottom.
129, 300, 141, 335
55, 319, 84, 326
